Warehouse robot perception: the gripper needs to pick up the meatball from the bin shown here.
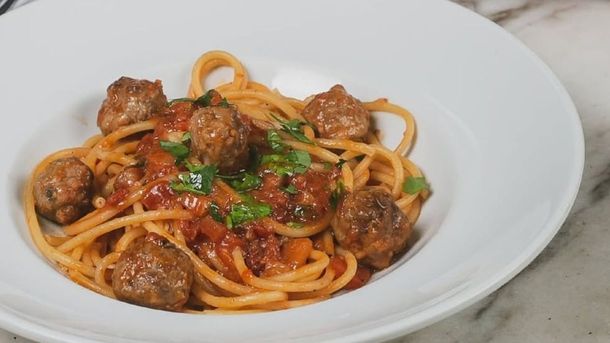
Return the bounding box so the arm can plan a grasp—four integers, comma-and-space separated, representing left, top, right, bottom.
33, 157, 93, 225
333, 188, 412, 269
301, 84, 370, 140
113, 166, 144, 190
112, 234, 193, 311
97, 77, 168, 135
189, 106, 250, 174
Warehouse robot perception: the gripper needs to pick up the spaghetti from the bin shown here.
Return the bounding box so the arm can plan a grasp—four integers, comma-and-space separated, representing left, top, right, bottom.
23, 50, 429, 313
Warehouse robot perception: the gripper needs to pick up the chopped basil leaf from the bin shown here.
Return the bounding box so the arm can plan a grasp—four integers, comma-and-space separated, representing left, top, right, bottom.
287, 150, 311, 167
219, 98, 230, 108
194, 90, 214, 107
330, 180, 345, 209
402, 176, 429, 194
181, 132, 192, 143
170, 164, 217, 195
261, 150, 312, 177
226, 200, 272, 228
209, 202, 223, 222
167, 97, 194, 106
270, 113, 314, 145
323, 162, 333, 170
336, 159, 347, 168
267, 130, 285, 152
160, 140, 189, 163
287, 222, 303, 229
229, 173, 262, 192
282, 184, 298, 195
225, 215, 234, 229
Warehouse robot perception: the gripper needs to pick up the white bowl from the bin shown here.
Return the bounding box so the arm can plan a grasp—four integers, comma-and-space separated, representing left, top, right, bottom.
0, 0, 583, 342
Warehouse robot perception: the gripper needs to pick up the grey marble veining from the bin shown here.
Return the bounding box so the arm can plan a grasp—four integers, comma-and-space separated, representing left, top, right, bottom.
395, 0, 610, 342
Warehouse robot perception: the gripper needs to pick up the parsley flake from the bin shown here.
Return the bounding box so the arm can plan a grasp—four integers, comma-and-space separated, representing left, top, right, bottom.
402, 176, 429, 194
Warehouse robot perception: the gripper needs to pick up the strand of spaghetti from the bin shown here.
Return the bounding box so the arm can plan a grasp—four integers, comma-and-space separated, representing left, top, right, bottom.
282, 140, 341, 163
340, 150, 364, 161
24, 147, 96, 277
363, 99, 416, 155
353, 155, 375, 179
190, 50, 248, 96
370, 145, 404, 197
115, 226, 147, 251
94, 252, 119, 296
233, 103, 270, 121
405, 197, 422, 223
69, 268, 114, 298
94, 141, 139, 176
192, 285, 287, 309
276, 93, 306, 112
370, 171, 396, 187
82, 247, 93, 267
64, 186, 146, 235
369, 160, 395, 175
84, 120, 156, 170
249, 296, 330, 311
90, 243, 102, 267
267, 250, 329, 282
341, 163, 354, 191
221, 90, 302, 120
83, 134, 103, 148
353, 168, 370, 189
246, 81, 272, 93
293, 248, 358, 299
263, 211, 333, 238
303, 125, 316, 141
232, 248, 335, 292
129, 201, 255, 296
57, 210, 192, 253
94, 151, 136, 166
315, 138, 376, 156
44, 235, 71, 246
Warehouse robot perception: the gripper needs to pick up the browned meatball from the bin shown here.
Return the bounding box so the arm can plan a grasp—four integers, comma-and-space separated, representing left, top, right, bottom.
112, 234, 193, 311
97, 77, 168, 135
33, 157, 93, 225
114, 166, 144, 190
189, 106, 250, 174
301, 85, 370, 140
333, 188, 412, 269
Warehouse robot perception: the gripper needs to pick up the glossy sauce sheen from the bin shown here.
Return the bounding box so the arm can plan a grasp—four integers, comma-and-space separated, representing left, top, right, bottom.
104, 100, 370, 282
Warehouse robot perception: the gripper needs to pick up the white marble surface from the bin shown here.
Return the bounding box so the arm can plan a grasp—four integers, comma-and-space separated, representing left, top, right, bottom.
2, 0, 609, 342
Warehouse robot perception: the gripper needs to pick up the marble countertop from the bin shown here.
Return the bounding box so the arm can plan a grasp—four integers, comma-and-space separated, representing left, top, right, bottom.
1, 0, 608, 342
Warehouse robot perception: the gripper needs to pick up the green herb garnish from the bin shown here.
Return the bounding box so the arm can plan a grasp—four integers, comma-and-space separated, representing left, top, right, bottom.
181, 132, 192, 143
225, 200, 272, 228
402, 176, 429, 194
336, 159, 347, 168
209, 202, 223, 222
282, 184, 298, 195
159, 140, 189, 163
170, 163, 217, 195
228, 173, 262, 192
287, 222, 303, 229
270, 113, 314, 145
219, 98, 230, 108
330, 180, 345, 209
260, 150, 312, 176
267, 130, 285, 152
